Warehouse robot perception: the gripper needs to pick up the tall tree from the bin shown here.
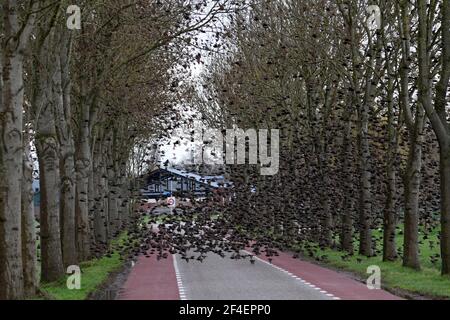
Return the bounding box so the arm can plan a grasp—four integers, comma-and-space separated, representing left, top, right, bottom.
0, 0, 37, 299
416, 0, 450, 274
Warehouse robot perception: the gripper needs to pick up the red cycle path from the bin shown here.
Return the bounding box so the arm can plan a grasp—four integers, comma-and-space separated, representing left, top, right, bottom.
254, 250, 402, 300
117, 253, 179, 300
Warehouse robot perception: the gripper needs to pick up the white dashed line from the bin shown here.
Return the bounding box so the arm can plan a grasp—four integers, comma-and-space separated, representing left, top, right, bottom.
173, 255, 188, 300
242, 250, 341, 300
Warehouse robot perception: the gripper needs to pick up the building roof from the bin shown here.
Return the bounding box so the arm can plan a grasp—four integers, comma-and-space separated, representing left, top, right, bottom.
146, 167, 231, 188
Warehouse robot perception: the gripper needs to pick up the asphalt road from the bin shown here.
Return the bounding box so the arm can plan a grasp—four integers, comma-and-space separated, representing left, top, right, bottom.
174, 252, 333, 300
122, 206, 399, 300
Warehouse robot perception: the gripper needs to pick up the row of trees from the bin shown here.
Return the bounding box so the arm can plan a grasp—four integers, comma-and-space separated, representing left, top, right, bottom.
195, 0, 450, 274
0, 0, 229, 300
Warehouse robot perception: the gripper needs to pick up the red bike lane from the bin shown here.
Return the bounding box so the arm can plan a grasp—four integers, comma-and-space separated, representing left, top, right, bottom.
252, 250, 402, 300
117, 253, 180, 300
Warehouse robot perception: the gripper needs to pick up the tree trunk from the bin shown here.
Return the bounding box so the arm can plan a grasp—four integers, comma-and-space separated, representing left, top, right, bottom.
107, 136, 119, 238
0, 1, 33, 297
358, 103, 373, 257
403, 113, 424, 270
341, 113, 354, 253
88, 154, 96, 246
383, 71, 398, 261
117, 162, 129, 231
21, 132, 37, 296
440, 146, 450, 275
108, 180, 119, 239
75, 101, 92, 261
383, 160, 398, 261
318, 130, 332, 247
54, 36, 78, 267
320, 164, 332, 247
93, 141, 108, 245
36, 99, 65, 282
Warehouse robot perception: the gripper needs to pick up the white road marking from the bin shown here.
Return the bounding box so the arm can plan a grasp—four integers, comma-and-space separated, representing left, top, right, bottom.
173, 255, 187, 300
242, 250, 341, 300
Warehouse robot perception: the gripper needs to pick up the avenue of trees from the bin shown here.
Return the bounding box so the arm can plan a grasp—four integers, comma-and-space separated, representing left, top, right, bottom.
194, 0, 450, 275
0, 0, 231, 300
1, 0, 449, 301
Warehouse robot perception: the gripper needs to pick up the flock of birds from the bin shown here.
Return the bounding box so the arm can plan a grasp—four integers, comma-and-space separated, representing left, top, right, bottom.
99, 153, 442, 270
99, 196, 285, 266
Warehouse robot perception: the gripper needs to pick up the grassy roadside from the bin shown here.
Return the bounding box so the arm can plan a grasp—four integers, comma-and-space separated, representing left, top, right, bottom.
36, 232, 128, 300
295, 227, 450, 299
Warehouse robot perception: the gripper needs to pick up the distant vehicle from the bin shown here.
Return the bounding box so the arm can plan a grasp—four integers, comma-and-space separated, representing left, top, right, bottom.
156, 191, 172, 199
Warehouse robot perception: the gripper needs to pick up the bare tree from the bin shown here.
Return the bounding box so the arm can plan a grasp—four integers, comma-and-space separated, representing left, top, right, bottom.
416, 0, 450, 274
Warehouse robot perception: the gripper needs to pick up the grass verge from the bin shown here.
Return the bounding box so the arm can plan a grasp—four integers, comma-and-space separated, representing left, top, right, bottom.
308, 246, 450, 299
296, 226, 450, 299
37, 232, 128, 300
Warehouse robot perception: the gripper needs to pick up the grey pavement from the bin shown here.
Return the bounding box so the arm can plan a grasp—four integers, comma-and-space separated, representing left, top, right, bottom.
175, 252, 332, 300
